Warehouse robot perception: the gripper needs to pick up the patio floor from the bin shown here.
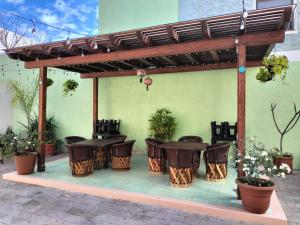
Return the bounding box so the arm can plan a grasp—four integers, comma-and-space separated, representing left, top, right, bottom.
3, 154, 287, 225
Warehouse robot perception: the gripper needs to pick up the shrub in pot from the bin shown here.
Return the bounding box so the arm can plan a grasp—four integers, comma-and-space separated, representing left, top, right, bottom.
270, 103, 300, 173
236, 138, 290, 214
149, 108, 177, 141
10, 132, 39, 175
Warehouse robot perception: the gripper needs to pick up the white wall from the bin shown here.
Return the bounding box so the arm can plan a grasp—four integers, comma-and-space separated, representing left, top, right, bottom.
0, 81, 12, 133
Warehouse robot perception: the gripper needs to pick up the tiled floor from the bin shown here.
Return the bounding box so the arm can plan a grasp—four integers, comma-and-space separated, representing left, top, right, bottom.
31, 154, 242, 209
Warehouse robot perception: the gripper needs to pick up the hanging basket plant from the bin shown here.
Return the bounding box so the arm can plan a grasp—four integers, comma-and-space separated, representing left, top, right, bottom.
256, 55, 289, 83
63, 79, 78, 97
46, 78, 54, 87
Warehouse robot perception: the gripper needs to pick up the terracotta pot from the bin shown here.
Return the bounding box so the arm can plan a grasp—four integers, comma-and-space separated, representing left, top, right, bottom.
237, 178, 274, 214
273, 155, 293, 174
14, 152, 37, 175
45, 143, 57, 156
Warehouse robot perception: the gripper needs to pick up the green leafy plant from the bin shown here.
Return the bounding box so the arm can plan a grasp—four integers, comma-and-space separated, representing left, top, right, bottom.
19, 114, 61, 145
63, 79, 78, 96
46, 78, 54, 87
9, 79, 38, 129
271, 103, 300, 157
0, 127, 16, 160
149, 108, 177, 141
256, 55, 289, 82
9, 132, 39, 156
236, 138, 290, 187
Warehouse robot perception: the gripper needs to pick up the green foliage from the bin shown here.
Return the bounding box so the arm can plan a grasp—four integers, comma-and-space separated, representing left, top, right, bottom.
9, 79, 38, 129
46, 78, 54, 87
63, 79, 78, 97
0, 127, 16, 160
149, 108, 177, 141
236, 138, 291, 187
256, 55, 289, 83
9, 132, 39, 156
19, 114, 59, 144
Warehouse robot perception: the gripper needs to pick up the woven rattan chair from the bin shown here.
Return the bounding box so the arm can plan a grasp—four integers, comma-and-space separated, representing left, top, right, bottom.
66, 144, 95, 177
166, 148, 198, 188
145, 138, 166, 174
110, 140, 135, 171
203, 142, 231, 181
65, 136, 87, 144
178, 136, 203, 177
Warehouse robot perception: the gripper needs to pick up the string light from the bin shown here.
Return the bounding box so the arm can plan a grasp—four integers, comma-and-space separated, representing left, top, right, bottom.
66, 32, 71, 45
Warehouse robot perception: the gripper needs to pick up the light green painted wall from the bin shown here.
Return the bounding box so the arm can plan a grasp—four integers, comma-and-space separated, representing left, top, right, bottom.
99, 0, 179, 34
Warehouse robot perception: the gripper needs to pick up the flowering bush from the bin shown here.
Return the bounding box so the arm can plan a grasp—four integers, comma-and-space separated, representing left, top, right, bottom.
237, 138, 290, 187
9, 133, 39, 156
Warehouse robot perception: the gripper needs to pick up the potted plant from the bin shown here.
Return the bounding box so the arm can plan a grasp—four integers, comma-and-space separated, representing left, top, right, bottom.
149, 108, 177, 141
21, 115, 61, 156
256, 55, 289, 82
270, 103, 300, 173
0, 127, 15, 163
236, 138, 290, 214
46, 78, 54, 87
10, 132, 39, 175
63, 79, 78, 96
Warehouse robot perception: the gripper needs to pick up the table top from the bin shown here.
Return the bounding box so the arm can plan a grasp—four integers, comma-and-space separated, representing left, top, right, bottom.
161, 141, 208, 151
76, 139, 123, 148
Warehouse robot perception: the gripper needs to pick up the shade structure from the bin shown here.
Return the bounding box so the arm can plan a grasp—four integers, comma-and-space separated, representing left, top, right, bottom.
4, 5, 294, 173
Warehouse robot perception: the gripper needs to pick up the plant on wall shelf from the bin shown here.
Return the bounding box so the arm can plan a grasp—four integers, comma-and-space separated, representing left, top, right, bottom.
149, 108, 176, 141
63, 79, 78, 97
46, 78, 54, 87
256, 55, 289, 82
270, 103, 300, 172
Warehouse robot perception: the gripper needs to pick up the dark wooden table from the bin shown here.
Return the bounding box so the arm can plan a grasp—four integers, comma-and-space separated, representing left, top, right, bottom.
161, 141, 208, 151
76, 139, 124, 168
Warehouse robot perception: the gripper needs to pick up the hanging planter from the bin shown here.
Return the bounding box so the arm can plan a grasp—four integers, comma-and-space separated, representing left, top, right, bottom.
256, 55, 289, 83
144, 76, 152, 91
46, 78, 54, 87
63, 79, 78, 97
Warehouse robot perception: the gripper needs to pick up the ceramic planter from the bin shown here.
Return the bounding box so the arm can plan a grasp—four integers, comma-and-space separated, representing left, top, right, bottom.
273, 155, 293, 174
14, 152, 37, 175
237, 178, 274, 214
45, 143, 57, 156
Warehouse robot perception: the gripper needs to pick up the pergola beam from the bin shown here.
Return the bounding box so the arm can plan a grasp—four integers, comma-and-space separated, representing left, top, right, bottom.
24, 31, 284, 69
201, 20, 220, 62
80, 61, 261, 78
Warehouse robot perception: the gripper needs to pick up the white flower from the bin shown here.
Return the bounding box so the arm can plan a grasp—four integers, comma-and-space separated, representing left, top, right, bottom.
267, 168, 271, 172
273, 165, 277, 169
13, 136, 17, 140
250, 157, 256, 161
261, 151, 268, 156
281, 172, 286, 178
245, 155, 250, 159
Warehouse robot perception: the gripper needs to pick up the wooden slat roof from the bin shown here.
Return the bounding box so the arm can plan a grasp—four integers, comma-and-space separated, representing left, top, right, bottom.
5, 5, 294, 77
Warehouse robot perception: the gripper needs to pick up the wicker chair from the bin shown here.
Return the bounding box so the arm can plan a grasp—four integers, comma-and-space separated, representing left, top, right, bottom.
106, 134, 127, 142
65, 136, 87, 144
110, 140, 135, 171
166, 148, 198, 188
145, 138, 166, 174
178, 136, 203, 177
66, 144, 95, 177
203, 142, 231, 181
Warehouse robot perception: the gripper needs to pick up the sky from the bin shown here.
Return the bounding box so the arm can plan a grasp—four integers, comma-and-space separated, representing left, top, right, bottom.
0, 0, 99, 43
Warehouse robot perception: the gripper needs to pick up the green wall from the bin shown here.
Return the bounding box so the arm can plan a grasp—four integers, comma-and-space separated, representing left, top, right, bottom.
99, 0, 179, 34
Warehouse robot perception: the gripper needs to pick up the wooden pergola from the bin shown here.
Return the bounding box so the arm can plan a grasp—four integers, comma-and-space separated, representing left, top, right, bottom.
5, 6, 293, 173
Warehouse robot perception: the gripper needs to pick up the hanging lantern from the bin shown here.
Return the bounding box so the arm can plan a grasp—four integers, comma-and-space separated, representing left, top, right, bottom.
144, 76, 153, 91
137, 69, 146, 83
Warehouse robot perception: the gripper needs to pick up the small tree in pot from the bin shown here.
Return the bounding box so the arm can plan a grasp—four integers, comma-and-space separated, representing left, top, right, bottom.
149, 108, 177, 141
236, 138, 290, 214
270, 103, 300, 173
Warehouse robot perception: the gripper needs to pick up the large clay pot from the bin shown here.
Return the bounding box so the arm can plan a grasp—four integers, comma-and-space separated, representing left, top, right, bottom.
14, 152, 37, 175
273, 155, 293, 174
237, 178, 274, 214
45, 143, 57, 156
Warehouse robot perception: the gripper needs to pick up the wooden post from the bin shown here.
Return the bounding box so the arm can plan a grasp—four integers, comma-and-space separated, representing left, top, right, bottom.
93, 78, 99, 137
237, 43, 246, 177
37, 67, 47, 172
